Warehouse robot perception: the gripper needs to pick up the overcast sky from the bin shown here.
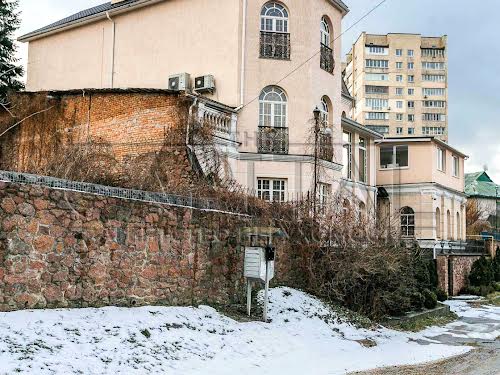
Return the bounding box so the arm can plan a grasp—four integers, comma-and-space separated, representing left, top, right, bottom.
15, 0, 500, 183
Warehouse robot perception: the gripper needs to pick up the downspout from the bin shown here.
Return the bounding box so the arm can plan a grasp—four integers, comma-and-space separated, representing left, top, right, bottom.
239, 0, 248, 108
106, 12, 116, 88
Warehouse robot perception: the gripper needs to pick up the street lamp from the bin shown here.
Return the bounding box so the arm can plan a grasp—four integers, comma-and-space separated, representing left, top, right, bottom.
312, 107, 321, 218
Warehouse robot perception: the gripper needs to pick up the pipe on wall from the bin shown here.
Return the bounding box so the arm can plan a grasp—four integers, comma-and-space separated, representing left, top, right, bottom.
239, 0, 248, 108
105, 12, 116, 89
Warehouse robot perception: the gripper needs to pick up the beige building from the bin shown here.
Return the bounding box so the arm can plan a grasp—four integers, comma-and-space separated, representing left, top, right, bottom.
376, 137, 467, 250
20, 0, 385, 207
344, 33, 448, 141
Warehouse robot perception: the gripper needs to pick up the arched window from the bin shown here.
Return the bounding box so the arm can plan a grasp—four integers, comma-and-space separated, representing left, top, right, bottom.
456, 212, 461, 240
447, 210, 451, 240
261, 2, 289, 32
342, 111, 347, 118
401, 207, 415, 237
435, 207, 441, 239
320, 96, 329, 126
320, 16, 331, 47
259, 86, 287, 128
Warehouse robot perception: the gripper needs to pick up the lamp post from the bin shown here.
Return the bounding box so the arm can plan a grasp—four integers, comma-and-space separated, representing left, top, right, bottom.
313, 107, 321, 218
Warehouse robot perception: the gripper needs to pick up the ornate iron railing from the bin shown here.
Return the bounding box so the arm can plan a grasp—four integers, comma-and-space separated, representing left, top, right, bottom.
320, 44, 335, 74
257, 126, 289, 155
318, 133, 333, 161
260, 31, 291, 60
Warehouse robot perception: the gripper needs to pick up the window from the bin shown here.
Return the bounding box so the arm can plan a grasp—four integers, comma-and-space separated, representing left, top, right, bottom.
422, 62, 446, 70
396, 101, 403, 109
452, 156, 459, 177
395, 48, 403, 56
456, 212, 461, 239
320, 16, 330, 47
259, 86, 287, 128
422, 126, 446, 135
401, 207, 415, 237
257, 178, 286, 202
447, 210, 452, 240
422, 74, 446, 82
366, 73, 388, 81
320, 17, 334, 73
408, 114, 415, 122
408, 101, 415, 108
396, 113, 403, 121
408, 49, 414, 57
396, 75, 403, 82
396, 127, 403, 135
366, 125, 389, 134
380, 145, 408, 168
423, 113, 446, 122
423, 100, 446, 108
366, 112, 389, 120
437, 147, 446, 172
366, 85, 389, 94
318, 183, 331, 210
366, 98, 388, 110
261, 2, 289, 32
366, 46, 388, 55
260, 2, 290, 60
408, 75, 414, 83
343, 131, 352, 179
422, 48, 445, 58
408, 62, 414, 69
396, 87, 403, 95
408, 88, 414, 95
408, 127, 415, 135
365, 59, 389, 68
359, 137, 367, 183
423, 88, 445, 96
396, 62, 403, 69
320, 96, 329, 126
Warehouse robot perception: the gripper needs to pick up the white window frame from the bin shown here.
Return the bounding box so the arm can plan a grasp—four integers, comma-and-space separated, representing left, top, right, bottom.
396, 75, 403, 82
408, 49, 414, 57
365, 59, 389, 68
396, 113, 403, 121
260, 2, 289, 33
395, 49, 403, 56
257, 178, 287, 202
396, 62, 403, 69
396, 127, 403, 135
358, 137, 367, 183
452, 156, 459, 177
380, 145, 409, 169
259, 86, 288, 128
320, 16, 330, 47
396, 87, 403, 96
401, 207, 415, 237
437, 147, 446, 172
318, 183, 331, 209
343, 131, 352, 179
408, 75, 415, 83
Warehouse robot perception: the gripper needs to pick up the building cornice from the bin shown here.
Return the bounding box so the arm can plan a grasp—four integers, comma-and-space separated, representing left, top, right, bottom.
378, 182, 467, 202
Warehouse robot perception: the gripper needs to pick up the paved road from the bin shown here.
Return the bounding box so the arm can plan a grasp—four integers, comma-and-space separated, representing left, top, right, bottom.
352, 301, 500, 375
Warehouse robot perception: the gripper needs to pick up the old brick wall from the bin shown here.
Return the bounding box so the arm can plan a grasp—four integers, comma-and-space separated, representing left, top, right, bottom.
0, 181, 267, 312
437, 254, 483, 296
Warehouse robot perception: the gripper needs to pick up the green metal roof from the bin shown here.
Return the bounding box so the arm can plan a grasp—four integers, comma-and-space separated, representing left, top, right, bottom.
465, 171, 498, 199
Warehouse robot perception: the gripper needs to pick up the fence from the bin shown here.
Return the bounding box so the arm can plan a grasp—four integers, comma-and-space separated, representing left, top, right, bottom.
0, 170, 234, 213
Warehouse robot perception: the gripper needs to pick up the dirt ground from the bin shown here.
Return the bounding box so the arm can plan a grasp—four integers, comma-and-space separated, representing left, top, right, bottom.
351, 345, 500, 375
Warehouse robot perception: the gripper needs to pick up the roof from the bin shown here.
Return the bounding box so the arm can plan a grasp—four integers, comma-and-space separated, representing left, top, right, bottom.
465, 171, 498, 199
20, 0, 349, 42
341, 117, 383, 139
341, 79, 354, 101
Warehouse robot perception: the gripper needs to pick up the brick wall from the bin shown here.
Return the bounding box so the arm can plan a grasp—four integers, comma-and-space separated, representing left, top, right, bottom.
436, 254, 483, 296
0, 181, 266, 311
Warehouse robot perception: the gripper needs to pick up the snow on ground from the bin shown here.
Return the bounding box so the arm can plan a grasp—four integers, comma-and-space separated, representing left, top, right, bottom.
0, 287, 483, 375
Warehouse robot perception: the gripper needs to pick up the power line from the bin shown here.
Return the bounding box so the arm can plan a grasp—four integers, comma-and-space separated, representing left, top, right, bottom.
241, 0, 388, 110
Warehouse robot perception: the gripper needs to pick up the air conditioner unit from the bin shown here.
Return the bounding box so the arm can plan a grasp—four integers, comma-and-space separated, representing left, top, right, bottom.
194, 75, 215, 93
168, 73, 191, 91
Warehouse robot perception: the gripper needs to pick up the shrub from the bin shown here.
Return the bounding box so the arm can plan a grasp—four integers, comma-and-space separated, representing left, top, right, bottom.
409, 291, 425, 310
435, 288, 448, 302
422, 289, 438, 309
469, 256, 494, 287
494, 249, 500, 282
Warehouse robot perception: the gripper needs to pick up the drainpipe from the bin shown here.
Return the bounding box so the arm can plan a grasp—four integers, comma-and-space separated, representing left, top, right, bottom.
106, 12, 116, 88
187, 97, 199, 146
239, 0, 248, 108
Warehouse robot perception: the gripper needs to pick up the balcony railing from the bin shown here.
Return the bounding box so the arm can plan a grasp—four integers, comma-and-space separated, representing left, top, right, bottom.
260, 31, 290, 60
320, 44, 335, 73
257, 126, 289, 155
318, 133, 333, 161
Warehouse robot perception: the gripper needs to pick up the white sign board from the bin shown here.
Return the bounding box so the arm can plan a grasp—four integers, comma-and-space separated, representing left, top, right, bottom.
244, 247, 274, 282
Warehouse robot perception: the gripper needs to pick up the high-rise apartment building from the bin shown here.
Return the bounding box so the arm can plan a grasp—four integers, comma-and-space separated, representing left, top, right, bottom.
344, 33, 448, 141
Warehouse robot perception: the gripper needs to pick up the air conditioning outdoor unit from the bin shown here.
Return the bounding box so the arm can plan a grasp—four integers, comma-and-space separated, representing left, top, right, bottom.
168, 73, 191, 91
194, 75, 215, 93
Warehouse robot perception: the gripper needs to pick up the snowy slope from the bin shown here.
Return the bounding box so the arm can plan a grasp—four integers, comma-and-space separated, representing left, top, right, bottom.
0, 287, 482, 375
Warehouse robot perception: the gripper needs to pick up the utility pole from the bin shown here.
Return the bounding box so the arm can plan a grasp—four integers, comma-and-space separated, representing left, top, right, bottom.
313, 107, 321, 219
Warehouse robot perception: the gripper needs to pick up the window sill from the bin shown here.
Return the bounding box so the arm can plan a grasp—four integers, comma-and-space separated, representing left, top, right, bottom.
379, 166, 410, 171
259, 56, 291, 61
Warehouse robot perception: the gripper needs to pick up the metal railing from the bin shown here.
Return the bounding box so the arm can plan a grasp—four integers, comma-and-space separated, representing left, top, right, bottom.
320, 44, 335, 73
0, 170, 223, 212
257, 126, 289, 155
260, 31, 291, 60
318, 133, 333, 161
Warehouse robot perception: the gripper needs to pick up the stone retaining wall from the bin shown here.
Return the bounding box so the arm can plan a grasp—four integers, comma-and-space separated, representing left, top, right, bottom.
436, 254, 483, 296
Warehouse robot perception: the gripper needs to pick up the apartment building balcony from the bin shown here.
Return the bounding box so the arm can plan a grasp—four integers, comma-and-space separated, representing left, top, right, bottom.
260, 31, 291, 60
318, 133, 333, 161
320, 44, 335, 74
198, 103, 237, 142
257, 126, 289, 155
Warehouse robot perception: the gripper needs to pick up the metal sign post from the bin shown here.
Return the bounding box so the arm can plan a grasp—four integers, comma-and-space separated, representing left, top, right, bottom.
246, 279, 252, 316
263, 258, 271, 322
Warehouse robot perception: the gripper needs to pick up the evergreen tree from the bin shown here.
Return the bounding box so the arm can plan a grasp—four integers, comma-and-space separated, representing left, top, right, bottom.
0, 0, 23, 100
